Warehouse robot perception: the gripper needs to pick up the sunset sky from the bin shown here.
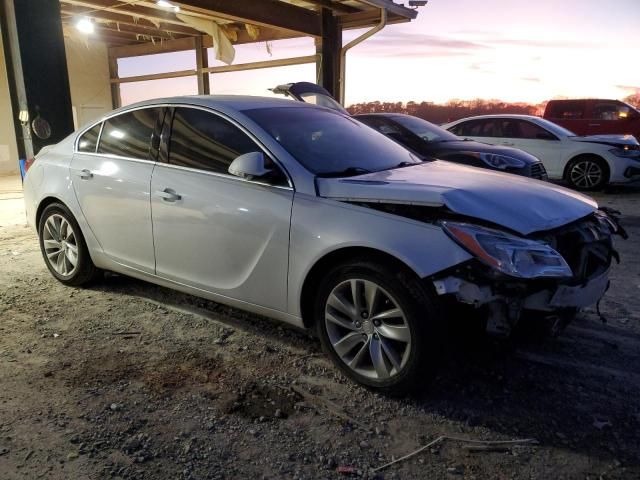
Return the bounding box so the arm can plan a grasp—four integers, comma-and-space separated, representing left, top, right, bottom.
119, 0, 640, 107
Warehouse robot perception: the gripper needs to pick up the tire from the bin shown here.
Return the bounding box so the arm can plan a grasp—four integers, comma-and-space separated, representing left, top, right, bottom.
565, 155, 609, 191
314, 258, 444, 395
38, 202, 101, 286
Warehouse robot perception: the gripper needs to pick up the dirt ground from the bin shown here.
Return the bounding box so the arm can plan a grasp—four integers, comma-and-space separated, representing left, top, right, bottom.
1, 184, 640, 480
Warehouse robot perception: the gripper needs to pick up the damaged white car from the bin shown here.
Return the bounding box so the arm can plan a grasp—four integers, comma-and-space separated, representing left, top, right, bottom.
23, 97, 625, 394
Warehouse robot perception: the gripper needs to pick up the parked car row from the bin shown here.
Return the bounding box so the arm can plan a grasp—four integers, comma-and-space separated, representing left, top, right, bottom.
275, 82, 640, 191
443, 114, 640, 190
23, 93, 626, 394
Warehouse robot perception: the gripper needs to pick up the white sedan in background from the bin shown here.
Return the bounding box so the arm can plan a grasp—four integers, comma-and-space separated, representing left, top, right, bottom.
443, 114, 640, 190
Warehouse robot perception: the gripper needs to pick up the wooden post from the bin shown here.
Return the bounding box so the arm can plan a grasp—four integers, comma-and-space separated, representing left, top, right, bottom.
319, 8, 341, 99
195, 36, 210, 95
0, 0, 74, 156
108, 56, 121, 109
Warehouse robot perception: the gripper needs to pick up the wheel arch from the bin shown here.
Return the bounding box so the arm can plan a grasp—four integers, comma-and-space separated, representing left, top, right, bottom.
36, 196, 69, 229
299, 246, 422, 329
563, 153, 611, 182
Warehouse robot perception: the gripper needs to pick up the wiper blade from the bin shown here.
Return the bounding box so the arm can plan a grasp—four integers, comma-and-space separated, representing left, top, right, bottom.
316, 167, 372, 178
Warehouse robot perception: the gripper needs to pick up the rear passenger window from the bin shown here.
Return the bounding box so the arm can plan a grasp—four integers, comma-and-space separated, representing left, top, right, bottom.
547, 101, 584, 119
168, 107, 261, 174
97, 108, 161, 160
77, 123, 101, 153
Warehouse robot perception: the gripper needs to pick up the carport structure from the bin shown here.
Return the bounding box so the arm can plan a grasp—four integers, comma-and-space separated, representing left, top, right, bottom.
0, 0, 418, 169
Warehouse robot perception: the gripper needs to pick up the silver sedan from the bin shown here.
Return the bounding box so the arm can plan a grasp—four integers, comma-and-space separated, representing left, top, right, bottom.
23, 96, 624, 394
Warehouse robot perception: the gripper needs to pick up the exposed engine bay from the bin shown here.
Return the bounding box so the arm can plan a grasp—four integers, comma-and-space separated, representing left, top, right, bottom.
353, 201, 627, 338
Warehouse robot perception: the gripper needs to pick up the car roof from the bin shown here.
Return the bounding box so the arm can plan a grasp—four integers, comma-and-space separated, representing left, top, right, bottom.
353, 113, 404, 118
449, 114, 539, 122
112, 95, 312, 114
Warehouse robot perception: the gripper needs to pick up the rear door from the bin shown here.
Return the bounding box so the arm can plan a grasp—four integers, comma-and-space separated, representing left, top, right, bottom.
70, 107, 164, 273
150, 106, 293, 312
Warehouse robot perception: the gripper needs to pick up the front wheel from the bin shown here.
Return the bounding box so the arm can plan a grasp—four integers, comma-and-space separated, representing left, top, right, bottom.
38, 203, 101, 286
315, 259, 444, 395
566, 156, 609, 191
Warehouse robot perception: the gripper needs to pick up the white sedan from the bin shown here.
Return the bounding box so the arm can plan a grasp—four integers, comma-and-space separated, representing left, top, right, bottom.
443, 114, 640, 190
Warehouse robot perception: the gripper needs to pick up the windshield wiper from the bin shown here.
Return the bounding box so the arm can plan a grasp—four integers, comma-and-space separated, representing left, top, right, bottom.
316, 167, 372, 178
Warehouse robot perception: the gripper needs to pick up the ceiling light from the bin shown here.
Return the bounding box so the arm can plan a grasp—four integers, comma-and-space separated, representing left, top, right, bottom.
156, 0, 180, 12
75, 17, 95, 34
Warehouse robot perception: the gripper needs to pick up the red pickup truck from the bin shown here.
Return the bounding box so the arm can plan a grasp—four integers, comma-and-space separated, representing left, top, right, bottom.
543, 99, 640, 140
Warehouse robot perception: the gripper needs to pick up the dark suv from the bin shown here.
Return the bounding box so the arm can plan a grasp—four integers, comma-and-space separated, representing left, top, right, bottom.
544, 99, 640, 140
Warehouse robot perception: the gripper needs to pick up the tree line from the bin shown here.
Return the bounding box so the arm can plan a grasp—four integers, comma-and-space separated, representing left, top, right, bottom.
346, 94, 640, 125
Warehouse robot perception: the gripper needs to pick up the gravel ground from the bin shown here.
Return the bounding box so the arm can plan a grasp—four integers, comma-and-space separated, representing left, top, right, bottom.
1, 187, 639, 479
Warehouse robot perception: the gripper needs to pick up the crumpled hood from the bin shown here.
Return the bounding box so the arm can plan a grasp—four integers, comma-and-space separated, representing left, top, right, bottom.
317, 161, 598, 235
570, 134, 640, 147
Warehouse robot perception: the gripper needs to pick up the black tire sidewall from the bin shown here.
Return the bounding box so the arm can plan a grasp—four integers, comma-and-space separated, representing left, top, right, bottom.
38, 203, 96, 286
314, 261, 443, 394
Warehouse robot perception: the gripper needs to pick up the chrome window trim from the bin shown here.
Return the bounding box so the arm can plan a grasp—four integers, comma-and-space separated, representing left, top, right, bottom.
72, 102, 294, 190
153, 161, 294, 191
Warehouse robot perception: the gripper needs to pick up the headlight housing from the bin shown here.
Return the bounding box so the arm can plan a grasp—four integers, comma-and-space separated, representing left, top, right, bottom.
442, 221, 573, 279
474, 152, 526, 170
609, 146, 640, 159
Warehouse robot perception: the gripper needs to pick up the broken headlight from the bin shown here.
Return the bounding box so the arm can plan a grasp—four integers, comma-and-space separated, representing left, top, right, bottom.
474, 153, 526, 170
441, 222, 573, 279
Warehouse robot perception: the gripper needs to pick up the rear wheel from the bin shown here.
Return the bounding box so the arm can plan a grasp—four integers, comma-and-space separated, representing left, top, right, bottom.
566, 155, 609, 191
38, 203, 101, 286
315, 259, 444, 395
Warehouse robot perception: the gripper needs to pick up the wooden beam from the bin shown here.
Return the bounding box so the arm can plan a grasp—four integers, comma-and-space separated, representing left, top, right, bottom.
354, 0, 417, 19
338, 10, 409, 29
318, 8, 341, 98
109, 36, 196, 58
92, 23, 182, 41
111, 69, 197, 84
195, 36, 210, 95
302, 0, 359, 14
60, 0, 185, 27
108, 56, 121, 108
60, 6, 203, 36
203, 55, 317, 74
174, 0, 321, 36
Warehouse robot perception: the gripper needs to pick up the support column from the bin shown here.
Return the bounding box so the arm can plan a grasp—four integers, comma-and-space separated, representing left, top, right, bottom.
108, 55, 121, 109
195, 36, 210, 95
0, 0, 74, 156
317, 8, 341, 100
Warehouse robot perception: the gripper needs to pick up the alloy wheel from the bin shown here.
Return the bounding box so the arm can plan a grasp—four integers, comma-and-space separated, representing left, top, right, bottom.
570, 160, 603, 189
42, 213, 79, 277
324, 279, 412, 380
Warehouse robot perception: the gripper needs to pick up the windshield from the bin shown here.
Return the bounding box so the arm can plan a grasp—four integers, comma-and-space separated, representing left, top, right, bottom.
391, 115, 459, 142
244, 107, 421, 175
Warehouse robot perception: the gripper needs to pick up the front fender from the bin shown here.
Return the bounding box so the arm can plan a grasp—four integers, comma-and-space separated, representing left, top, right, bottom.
287, 194, 472, 316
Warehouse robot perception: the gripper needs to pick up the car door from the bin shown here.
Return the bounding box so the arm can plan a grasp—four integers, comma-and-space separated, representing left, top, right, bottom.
503, 120, 565, 177
150, 106, 294, 312
70, 107, 164, 273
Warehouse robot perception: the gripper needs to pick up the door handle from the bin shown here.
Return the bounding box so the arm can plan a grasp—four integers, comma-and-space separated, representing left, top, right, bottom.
155, 188, 182, 202
588, 123, 601, 127
502, 142, 515, 146
79, 169, 93, 180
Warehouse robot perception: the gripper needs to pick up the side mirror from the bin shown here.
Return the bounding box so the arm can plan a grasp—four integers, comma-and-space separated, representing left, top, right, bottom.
228, 152, 272, 180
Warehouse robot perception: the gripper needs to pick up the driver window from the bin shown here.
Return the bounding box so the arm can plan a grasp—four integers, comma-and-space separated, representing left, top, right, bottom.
593, 103, 626, 121
169, 107, 287, 185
